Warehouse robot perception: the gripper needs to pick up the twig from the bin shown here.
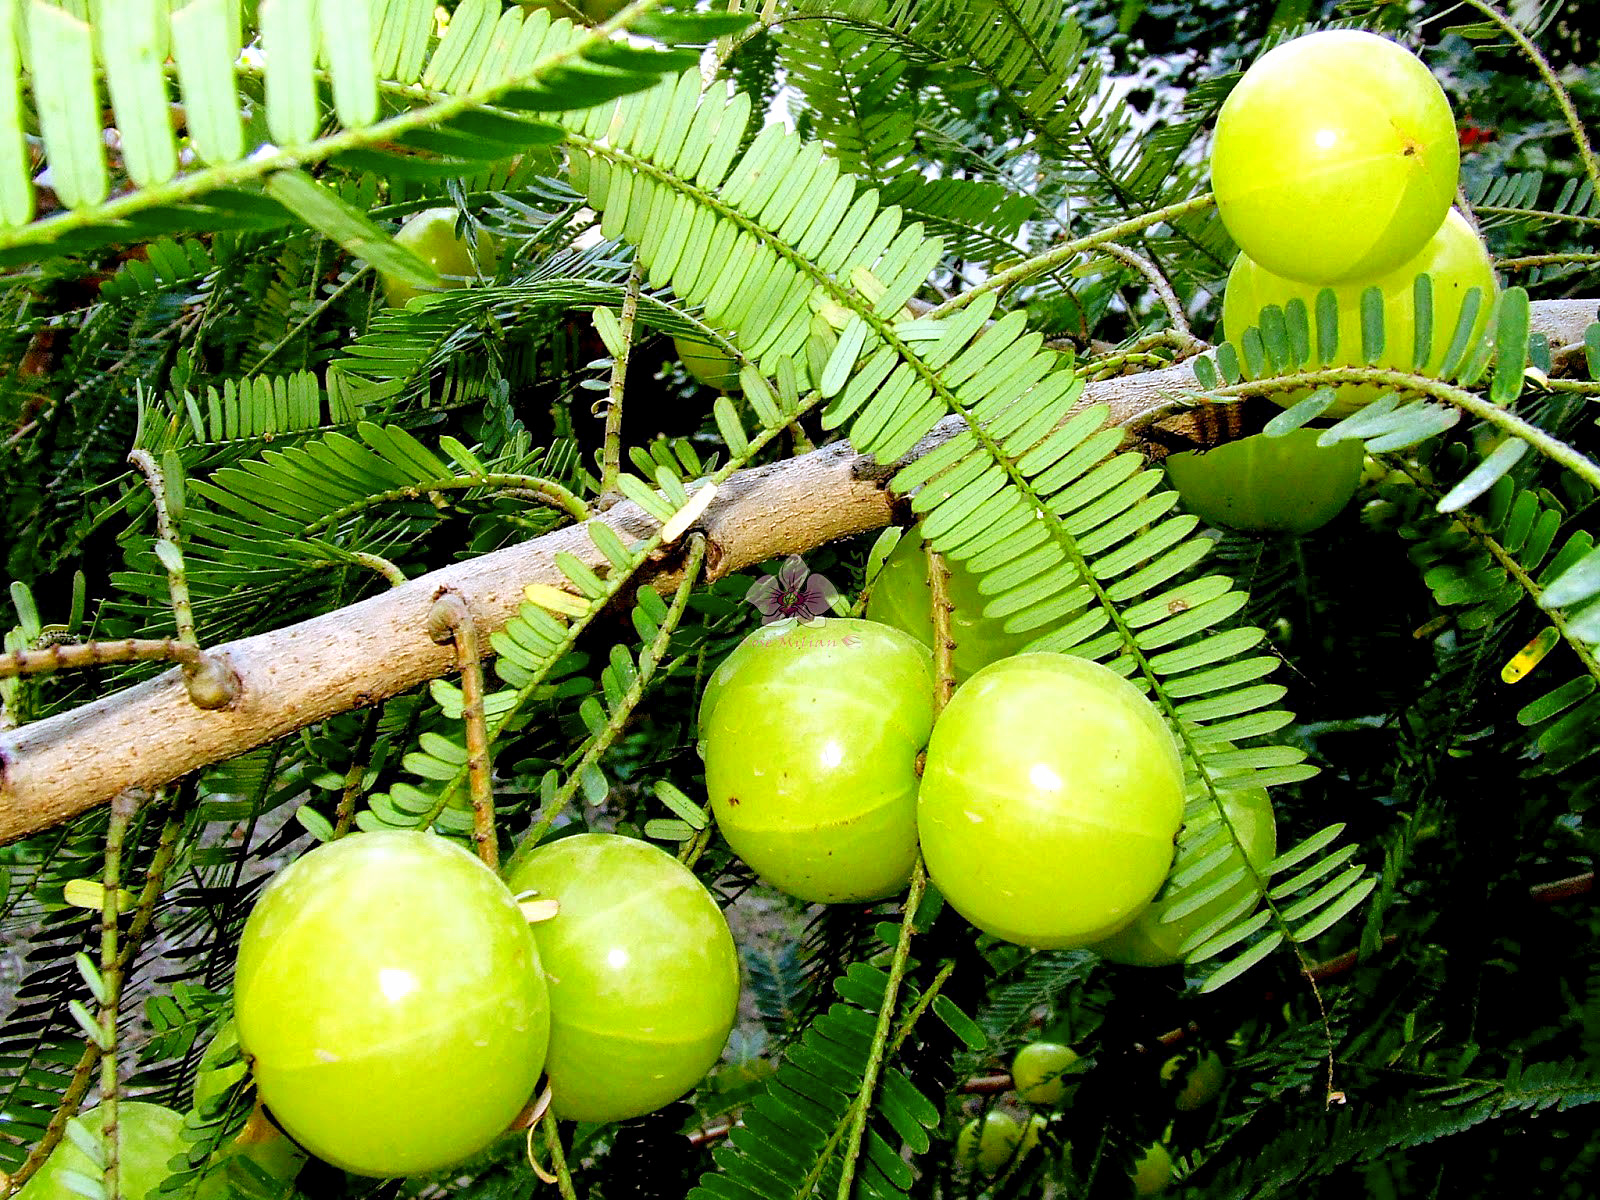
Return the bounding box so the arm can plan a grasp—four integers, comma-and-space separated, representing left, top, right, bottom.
928, 193, 1217, 317
1, 638, 210, 677
1, 804, 182, 1199
540, 1110, 579, 1200
834, 864, 929, 1200
428, 592, 497, 867
601, 260, 644, 498
2, 302, 1590, 841
96, 792, 140, 1200
1099, 243, 1199, 347
507, 534, 709, 869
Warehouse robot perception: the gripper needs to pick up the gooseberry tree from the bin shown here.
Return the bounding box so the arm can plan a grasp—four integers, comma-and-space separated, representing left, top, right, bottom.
0, 2, 1597, 1199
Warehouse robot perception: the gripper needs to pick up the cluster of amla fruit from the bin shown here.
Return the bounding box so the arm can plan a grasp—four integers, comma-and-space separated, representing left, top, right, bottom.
1168, 30, 1498, 537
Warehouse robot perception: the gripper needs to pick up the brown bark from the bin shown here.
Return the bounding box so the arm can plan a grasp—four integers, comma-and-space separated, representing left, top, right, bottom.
1, 299, 1594, 843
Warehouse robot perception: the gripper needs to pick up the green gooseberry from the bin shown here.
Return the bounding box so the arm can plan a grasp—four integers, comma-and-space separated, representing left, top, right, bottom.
16, 1103, 185, 1200
1131, 1142, 1174, 1195
1163, 429, 1365, 536
701, 618, 934, 903
233, 831, 549, 1177
865, 527, 1041, 681
918, 653, 1185, 947
1091, 783, 1277, 968
383, 207, 497, 308
505, 833, 740, 1124
1011, 1041, 1084, 1106
674, 335, 743, 392
1164, 1050, 1227, 1111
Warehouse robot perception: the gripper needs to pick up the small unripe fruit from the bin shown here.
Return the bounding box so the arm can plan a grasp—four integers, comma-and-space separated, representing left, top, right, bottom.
956, 1112, 1021, 1176
1164, 1051, 1227, 1111
674, 335, 743, 391
1010, 1042, 1084, 1106
384, 207, 497, 308
1132, 1142, 1174, 1195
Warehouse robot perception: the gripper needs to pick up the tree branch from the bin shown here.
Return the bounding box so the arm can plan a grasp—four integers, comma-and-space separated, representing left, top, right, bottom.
1, 301, 1594, 843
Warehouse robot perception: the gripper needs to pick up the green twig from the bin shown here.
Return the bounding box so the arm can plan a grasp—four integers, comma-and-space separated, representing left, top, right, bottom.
834, 863, 928, 1200
0, 638, 207, 678
126, 449, 198, 650
96, 792, 140, 1200
507, 534, 709, 869
1458, 0, 1600, 195
1, 807, 182, 1200
304, 472, 590, 528
1496, 253, 1600, 271
0, 0, 663, 255
540, 1111, 579, 1200
1213, 366, 1600, 493
245, 265, 373, 376
927, 193, 1217, 318
601, 259, 644, 497
334, 708, 384, 838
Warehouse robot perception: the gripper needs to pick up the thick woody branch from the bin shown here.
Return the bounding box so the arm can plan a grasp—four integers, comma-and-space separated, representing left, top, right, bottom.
0, 301, 1594, 843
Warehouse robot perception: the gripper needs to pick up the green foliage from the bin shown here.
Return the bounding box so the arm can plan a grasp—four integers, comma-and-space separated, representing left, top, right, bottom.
1, 1, 1599, 1198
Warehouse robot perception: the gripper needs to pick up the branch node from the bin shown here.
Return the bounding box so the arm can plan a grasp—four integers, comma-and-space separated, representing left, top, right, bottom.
183, 654, 238, 710
428, 594, 466, 644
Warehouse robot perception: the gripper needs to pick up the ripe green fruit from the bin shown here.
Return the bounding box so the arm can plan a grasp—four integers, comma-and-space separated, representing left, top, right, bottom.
865, 528, 1039, 681
674, 335, 743, 392
384, 207, 496, 307
1163, 429, 1364, 535
234, 831, 549, 1177
1223, 208, 1497, 416
701, 618, 934, 903
1164, 1051, 1227, 1111
1211, 30, 1458, 284
505, 833, 740, 1124
1010, 1042, 1083, 1106
1092, 784, 1276, 968
956, 1112, 1022, 1176
1132, 1142, 1174, 1195
17, 1103, 184, 1200
918, 653, 1185, 948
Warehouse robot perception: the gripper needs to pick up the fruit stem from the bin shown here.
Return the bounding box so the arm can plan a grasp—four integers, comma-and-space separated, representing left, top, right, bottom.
540, 1111, 579, 1200
924, 544, 957, 715
834, 860, 928, 1200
